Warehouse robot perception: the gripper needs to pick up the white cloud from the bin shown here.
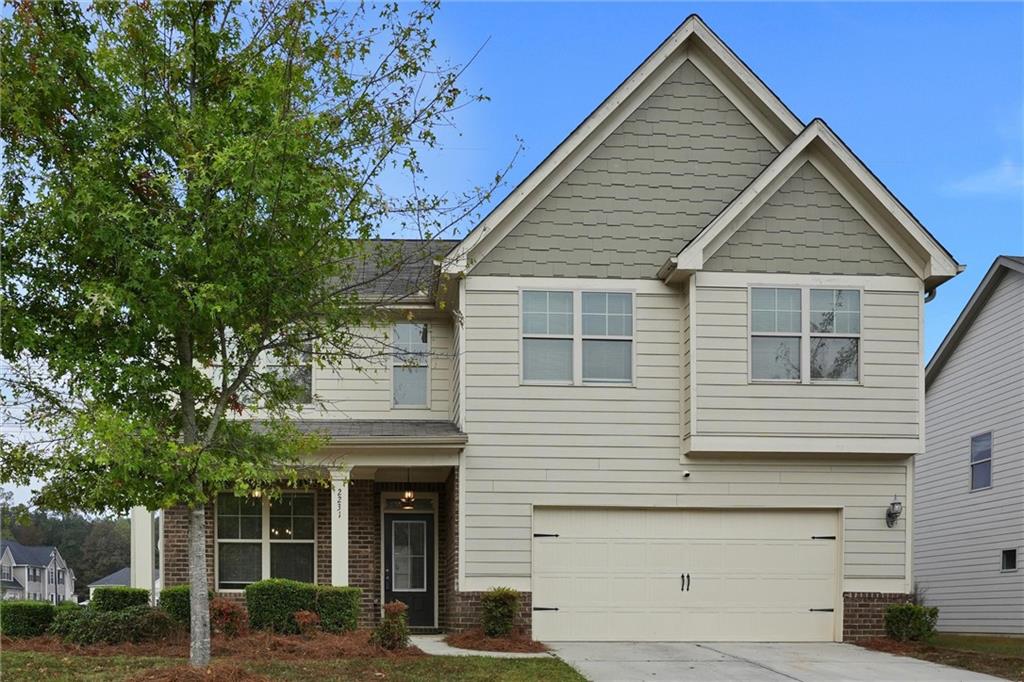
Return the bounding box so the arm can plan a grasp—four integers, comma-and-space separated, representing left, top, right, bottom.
948, 160, 1024, 196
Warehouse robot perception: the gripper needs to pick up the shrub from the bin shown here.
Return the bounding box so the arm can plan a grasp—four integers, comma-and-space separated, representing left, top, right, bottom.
92, 586, 150, 612
885, 603, 939, 641
56, 600, 80, 611
158, 586, 214, 626
50, 605, 176, 644
293, 610, 321, 636
371, 601, 409, 650
314, 585, 361, 633
245, 579, 316, 634
0, 600, 56, 637
210, 597, 248, 638
481, 586, 520, 637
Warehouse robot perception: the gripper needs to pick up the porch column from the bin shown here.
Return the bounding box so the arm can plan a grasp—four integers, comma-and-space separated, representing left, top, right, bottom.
129, 506, 154, 597
330, 468, 351, 586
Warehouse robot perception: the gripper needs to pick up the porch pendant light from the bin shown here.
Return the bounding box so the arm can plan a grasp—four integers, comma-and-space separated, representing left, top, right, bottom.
400, 468, 416, 510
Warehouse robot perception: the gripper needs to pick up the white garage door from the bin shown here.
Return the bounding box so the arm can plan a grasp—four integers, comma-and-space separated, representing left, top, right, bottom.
532, 507, 839, 642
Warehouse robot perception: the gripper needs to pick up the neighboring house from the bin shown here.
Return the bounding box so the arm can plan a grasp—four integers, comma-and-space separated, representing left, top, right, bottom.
0, 540, 76, 603
88, 566, 130, 598
130, 15, 961, 642
916, 256, 1024, 634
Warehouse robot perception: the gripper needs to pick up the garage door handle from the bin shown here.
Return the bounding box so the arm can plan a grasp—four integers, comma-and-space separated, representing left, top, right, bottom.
681, 573, 690, 591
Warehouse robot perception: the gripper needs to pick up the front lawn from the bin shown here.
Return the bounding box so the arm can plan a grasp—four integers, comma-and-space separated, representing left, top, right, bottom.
0, 651, 585, 682
858, 633, 1024, 681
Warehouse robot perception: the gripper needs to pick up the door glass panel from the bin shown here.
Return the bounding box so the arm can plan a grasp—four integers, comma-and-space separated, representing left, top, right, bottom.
392, 520, 426, 591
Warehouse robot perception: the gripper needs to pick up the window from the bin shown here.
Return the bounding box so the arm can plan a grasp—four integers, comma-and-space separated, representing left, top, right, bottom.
810, 289, 860, 381
970, 433, 992, 490
48, 570, 53, 584
750, 287, 861, 382
57, 570, 65, 585
1002, 549, 1018, 572
392, 520, 427, 591
0, 565, 10, 580
522, 290, 634, 385
582, 292, 633, 383
750, 288, 801, 381
392, 323, 430, 407
522, 291, 573, 383
267, 343, 313, 404
216, 491, 316, 590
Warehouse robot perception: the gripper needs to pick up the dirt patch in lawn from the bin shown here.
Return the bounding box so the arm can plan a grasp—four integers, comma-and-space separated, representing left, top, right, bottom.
856, 637, 1024, 681
2, 630, 424, 662
444, 629, 549, 653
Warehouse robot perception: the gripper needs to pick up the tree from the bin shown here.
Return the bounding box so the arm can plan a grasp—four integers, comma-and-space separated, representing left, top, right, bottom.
2, 0, 510, 666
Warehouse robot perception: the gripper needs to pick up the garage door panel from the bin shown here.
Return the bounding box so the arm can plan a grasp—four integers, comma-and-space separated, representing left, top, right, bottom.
533, 508, 839, 642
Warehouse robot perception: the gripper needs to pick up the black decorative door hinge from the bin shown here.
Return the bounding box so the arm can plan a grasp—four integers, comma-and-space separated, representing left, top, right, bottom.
533, 533, 560, 538
533, 607, 559, 612
811, 535, 837, 540
809, 608, 835, 612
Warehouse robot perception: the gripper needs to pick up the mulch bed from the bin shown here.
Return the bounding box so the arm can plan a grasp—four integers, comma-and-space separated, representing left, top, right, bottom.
856, 637, 1024, 682
128, 663, 271, 682
444, 629, 549, 653
2, 630, 424, 662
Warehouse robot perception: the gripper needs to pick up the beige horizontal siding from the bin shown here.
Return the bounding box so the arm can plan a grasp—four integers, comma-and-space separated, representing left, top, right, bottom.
462, 282, 909, 587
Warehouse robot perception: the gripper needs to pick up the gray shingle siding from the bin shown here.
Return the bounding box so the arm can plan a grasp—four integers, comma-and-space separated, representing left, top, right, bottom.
471, 60, 777, 279
705, 162, 914, 276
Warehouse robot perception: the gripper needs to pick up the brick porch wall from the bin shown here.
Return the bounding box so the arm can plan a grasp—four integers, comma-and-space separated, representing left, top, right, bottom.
843, 592, 911, 639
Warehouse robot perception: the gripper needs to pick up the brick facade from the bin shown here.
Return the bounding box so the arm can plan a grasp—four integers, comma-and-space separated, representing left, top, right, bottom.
843, 592, 911, 639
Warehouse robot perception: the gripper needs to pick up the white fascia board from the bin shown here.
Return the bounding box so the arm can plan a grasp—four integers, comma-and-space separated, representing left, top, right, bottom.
444, 15, 803, 276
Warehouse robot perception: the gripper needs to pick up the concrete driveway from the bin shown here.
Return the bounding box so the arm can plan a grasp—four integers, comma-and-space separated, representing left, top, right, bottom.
551, 642, 1002, 681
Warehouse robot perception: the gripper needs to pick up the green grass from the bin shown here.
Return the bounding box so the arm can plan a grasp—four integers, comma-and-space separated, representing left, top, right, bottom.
0, 652, 586, 682
931, 633, 1024, 659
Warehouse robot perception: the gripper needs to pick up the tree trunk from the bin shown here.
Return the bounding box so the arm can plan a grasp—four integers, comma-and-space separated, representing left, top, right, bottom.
188, 505, 212, 667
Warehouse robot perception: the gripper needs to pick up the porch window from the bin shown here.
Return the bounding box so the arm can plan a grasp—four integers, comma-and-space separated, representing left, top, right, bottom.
392, 323, 430, 407
216, 491, 316, 590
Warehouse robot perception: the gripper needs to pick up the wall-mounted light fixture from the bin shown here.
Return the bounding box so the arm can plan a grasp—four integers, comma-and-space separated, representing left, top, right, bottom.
885, 495, 903, 528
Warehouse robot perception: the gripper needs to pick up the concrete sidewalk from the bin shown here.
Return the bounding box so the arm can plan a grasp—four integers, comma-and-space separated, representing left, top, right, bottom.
411, 634, 552, 659
551, 641, 1002, 681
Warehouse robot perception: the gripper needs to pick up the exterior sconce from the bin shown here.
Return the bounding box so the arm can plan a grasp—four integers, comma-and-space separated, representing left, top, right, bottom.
885, 496, 903, 528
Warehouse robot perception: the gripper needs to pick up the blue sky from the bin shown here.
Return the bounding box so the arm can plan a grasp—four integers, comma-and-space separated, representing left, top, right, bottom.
419, 2, 1024, 358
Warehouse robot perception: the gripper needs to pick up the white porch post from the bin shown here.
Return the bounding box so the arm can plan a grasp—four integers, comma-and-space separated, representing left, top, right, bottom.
330, 468, 351, 586
129, 506, 154, 598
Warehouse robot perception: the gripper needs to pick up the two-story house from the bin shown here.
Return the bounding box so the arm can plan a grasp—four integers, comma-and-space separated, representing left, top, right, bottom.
915, 256, 1023, 634
0, 540, 76, 603
131, 15, 961, 642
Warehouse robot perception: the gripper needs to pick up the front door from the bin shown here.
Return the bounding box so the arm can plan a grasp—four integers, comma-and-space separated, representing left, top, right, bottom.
383, 513, 435, 627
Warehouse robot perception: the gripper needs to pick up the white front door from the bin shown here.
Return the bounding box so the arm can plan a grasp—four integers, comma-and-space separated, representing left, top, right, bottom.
532, 507, 839, 642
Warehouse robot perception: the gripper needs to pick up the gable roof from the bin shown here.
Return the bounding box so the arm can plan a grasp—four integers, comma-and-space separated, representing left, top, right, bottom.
89, 566, 131, 588
926, 255, 1024, 388
662, 119, 962, 291
445, 14, 804, 275
350, 239, 460, 303
0, 540, 57, 567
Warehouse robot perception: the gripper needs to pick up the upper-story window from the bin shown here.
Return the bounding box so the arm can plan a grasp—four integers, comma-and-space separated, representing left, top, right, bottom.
392, 323, 429, 407
57, 569, 65, 585
0, 565, 10, 580
522, 290, 634, 385
48, 569, 53, 584
750, 287, 860, 383
970, 432, 992, 490
268, 343, 313, 405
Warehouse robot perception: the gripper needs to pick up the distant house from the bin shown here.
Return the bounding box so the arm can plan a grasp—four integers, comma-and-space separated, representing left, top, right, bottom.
88, 566, 130, 598
916, 256, 1024, 634
0, 540, 76, 603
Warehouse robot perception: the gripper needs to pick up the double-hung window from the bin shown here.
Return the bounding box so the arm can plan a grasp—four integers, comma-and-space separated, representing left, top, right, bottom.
522, 290, 634, 385
216, 491, 317, 590
970, 432, 992, 490
1, 565, 10, 580
392, 323, 430, 407
750, 287, 861, 382
267, 343, 313, 404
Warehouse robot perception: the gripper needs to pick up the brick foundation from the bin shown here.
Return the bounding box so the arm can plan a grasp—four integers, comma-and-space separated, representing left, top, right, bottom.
843, 592, 911, 639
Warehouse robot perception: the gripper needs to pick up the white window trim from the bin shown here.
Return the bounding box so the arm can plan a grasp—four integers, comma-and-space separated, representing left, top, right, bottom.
214, 491, 318, 592
391, 322, 432, 410
969, 431, 993, 493
748, 285, 863, 385
519, 289, 637, 387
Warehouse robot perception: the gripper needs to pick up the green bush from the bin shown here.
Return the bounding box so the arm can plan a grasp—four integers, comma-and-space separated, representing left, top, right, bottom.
158, 585, 214, 626
91, 586, 150, 612
49, 605, 176, 644
0, 600, 56, 637
370, 601, 409, 650
481, 586, 520, 637
885, 603, 939, 641
315, 585, 361, 633
245, 579, 316, 634
56, 600, 80, 611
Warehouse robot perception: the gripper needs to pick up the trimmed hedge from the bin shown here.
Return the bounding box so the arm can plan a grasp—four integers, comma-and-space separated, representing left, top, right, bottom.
0, 600, 56, 637
885, 603, 939, 641
49, 605, 176, 644
92, 586, 150, 612
245, 579, 317, 634
158, 585, 214, 626
315, 585, 361, 633
481, 586, 520, 637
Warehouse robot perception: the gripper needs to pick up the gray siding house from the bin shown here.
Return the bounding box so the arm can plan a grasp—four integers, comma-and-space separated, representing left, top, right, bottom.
132, 15, 962, 642
916, 256, 1024, 634
0, 540, 76, 603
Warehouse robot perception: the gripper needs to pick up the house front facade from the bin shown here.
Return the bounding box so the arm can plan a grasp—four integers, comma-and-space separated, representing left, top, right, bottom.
131, 15, 961, 641
0, 540, 76, 603
915, 256, 1024, 634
